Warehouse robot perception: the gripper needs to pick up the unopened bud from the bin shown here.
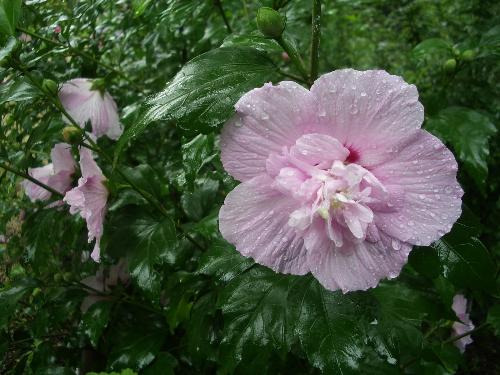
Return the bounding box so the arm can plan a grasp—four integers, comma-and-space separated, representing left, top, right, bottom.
256, 7, 286, 39
62, 126, 82, 144
461, 49, 476, 62
90, 78, 106, 94
42, 79, 59, 96
443, 58, 457, 72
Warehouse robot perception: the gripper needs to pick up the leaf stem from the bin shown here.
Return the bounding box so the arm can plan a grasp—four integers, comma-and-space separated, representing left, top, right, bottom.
0, 162, 64, 198
310, 0, 322, 82
276, 36, 310, 84
214, 0, 232, 33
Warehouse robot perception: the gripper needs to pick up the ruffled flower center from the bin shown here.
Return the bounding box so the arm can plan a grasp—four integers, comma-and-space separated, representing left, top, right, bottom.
268, 133, 389, 248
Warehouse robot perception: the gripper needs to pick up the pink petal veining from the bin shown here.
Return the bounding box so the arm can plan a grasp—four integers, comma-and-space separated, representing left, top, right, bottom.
59, 78, 123, 140
218, 69, 463, 292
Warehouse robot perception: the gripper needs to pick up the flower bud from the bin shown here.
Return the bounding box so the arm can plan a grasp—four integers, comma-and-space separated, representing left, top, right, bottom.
62, 126, 82, 144
90, 78, 106, 94
256, 7, 286, 39
443, 58, 457, 72
42, 79, 59, 96
461, 49, 476, 62
63, 272, 72, 282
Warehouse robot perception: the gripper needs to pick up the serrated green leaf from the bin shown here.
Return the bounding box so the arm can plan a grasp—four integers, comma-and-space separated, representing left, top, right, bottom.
0, 77, 39, 104
426, 107, 496, 190
222, 33, 282, 52
81, 300, 113, 348
479, 25, 500, 58
0, 36, 16, 62
180, 177, 219, 221
0, 0, 22, 36
198, 240, 254, 283
128, 215, 177, 300
145, 47, 278, 134
432, 213, 496, 292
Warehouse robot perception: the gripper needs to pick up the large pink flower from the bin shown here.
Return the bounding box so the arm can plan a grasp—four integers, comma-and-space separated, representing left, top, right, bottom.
22, 143, 76, 202
219, 69, 463, 292
59, 78, 123, 140
64, 148, 108, 262
451, 294, 475, 353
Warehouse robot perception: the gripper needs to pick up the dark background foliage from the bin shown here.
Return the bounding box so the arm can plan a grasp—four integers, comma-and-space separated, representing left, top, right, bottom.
1, 0, 499, 374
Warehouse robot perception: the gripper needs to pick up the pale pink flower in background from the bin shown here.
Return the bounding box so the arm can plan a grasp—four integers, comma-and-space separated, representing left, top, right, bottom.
451, 294, 475, 353
219, 69, 463, 292
54, 25, 62, 34
22, 143, 76, 202
19, 33, 32, 42
64, 148, 108, 262
59, 78, 123, 140
80, 259, 129, 312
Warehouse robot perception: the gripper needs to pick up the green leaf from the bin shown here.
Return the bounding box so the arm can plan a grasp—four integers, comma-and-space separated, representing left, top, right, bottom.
0, 0, 22, 36
0, 36, 16, 62
291, 278, 365, 374
413, 38, 453, 61
142, 352, 177, 375
0, 278, 36, 329
182, 133, 216, 188
479, 25, 500, 58
409, 246, 441, 279
88, 369, 137, 375
198, 240, 254, 283
160, 0, 211, 31
426, 107, 497, 190
180, 177, 219, 221
131, 0, 152, 16
145, 47, 278, 134
128, 215, 177, 300
487, 304, 500, 337
433, 214, 496, 293
108, 312, 166, 371
81, 300, 113, 348
222, 33, 282, 52
0, 77, 39, 104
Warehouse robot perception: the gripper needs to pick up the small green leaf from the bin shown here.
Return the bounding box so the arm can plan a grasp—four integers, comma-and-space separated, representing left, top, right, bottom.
145, 47, 278, 134
479, 25, 500, 58
409, 246, 441, 279
0, 36, 17, 62
180, 177, 219, 221
0, 0, 22, 36
198, 240, 254, 283
433, 213, 496, 292
0, 77, 39, 104
81, 300, 113, 348
426, 107, 496, 190
487, 304, 500, 337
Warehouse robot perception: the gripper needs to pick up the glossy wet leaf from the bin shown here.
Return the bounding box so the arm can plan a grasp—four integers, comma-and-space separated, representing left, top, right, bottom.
0, 0, 22, 36
144, 47, 278, 134
426, 107, 496, 190
182, 133, 216, 189
81, 300, 113, 348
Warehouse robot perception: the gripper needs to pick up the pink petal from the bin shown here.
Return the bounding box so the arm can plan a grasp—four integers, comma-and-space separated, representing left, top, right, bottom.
51, 143, 76, 174
79, 147, 104, 180
219, 175, 309, 275
310, 69, 424, 166
220, 81, 318, 182
23, 164, 53, 201
371, 130, 463, 246
290, 133, 349, 167
305, 221, 411, 292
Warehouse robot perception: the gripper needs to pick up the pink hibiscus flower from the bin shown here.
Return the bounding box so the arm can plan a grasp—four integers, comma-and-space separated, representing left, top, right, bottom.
22, 143, 76, 202
64, 148, 108, 262
219, 69, 463, 292
451, 294, 475, 353
59, 78, 123, 140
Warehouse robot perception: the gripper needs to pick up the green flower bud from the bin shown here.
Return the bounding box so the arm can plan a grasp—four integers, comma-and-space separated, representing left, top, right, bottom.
10, 264, 26, 279
256, 7, 286, 39
461, 49, 476, 62
53, 273, 63, 282
443, 58, 457, 72
63, 272, 72, 282
31, 287, 42, 297
42, 79, 59, 96
62, 126, 82, 144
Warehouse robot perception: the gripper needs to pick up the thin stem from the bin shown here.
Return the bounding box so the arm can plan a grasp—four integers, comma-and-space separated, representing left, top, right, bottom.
16, 27, 141, 91
442, 322, 488, 345
0, 162, 64, 198
276, 36, 310, 84
310, 0, 321, 82
214, 0, 232, 33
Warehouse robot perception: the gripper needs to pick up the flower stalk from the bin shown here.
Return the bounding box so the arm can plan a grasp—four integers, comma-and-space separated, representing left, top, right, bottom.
310, 0, 322, 82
